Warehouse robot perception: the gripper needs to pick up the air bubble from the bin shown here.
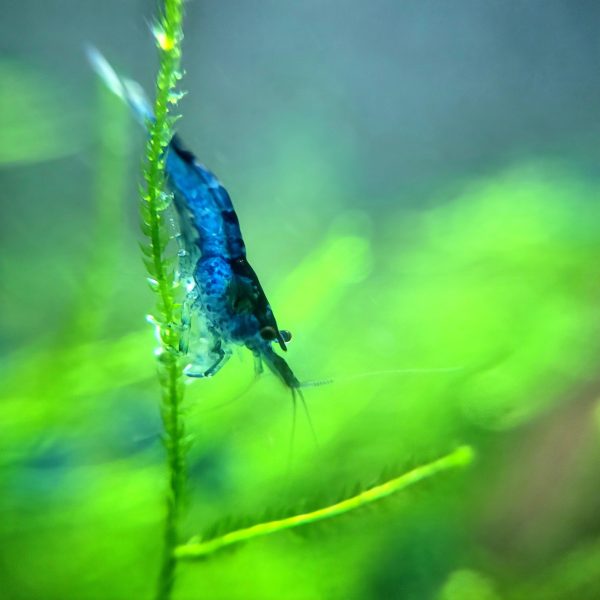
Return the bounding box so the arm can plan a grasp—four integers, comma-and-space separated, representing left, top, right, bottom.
146, 314, 159, 326
168, 90, 186, 104
156, 191, 172, 211
146, 315, 162, 343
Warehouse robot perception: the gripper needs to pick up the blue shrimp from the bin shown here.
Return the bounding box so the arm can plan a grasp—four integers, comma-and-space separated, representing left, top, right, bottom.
165, 135, 298, 387
88, 49, 302, 393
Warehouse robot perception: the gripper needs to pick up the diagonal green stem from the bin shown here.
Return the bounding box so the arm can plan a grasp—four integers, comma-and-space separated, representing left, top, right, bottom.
175, 446, 475, 560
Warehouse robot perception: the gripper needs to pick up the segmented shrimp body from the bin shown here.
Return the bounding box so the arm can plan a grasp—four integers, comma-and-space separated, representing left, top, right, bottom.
166, 136, 298, 387
88, 48, 300, 390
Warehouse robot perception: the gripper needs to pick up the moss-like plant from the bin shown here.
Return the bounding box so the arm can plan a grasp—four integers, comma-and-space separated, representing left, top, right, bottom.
176, 446, 474, 560
137, 3, 475, 599
139, 2, 185, 599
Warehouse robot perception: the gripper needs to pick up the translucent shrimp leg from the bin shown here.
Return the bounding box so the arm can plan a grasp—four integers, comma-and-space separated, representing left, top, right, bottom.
184, 338, 232, 379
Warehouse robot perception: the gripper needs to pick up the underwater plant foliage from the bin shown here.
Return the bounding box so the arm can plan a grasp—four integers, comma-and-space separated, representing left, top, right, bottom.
3, 2, 600, 599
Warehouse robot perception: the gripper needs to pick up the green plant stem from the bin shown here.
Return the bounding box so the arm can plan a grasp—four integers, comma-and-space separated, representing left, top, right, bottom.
175, 445, 475, 560
140, 2, 185, 600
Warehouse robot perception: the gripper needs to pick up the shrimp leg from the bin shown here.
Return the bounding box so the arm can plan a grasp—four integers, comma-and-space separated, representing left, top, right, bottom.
184, 334, 231, 378
178, 292, 194, 354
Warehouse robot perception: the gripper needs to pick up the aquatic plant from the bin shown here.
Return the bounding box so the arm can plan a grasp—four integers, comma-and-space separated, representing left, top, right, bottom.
135, 3, 475, 599
139, 2, 185, 599
0, 45, 598, 600
175, 445, 474, 560
6, 3, 600, 598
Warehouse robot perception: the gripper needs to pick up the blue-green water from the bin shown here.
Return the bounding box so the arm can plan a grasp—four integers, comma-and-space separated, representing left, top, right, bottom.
2, 2, 600, 599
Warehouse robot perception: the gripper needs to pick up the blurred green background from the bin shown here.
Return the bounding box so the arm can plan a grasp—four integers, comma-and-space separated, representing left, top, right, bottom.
3, 1, 600, 599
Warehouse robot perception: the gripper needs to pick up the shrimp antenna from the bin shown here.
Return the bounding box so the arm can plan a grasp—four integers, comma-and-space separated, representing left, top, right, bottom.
86, 45, 154, 125
300, 378, 334, 388
284, 387, 319, 484
195, 377, 260, 414
299, 366, 463, 389
295, 387, 319, 449
286, 389, 299, 478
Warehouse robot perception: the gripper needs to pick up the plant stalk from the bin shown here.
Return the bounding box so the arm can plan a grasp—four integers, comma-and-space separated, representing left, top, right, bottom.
139, 1, 186, 599
175, 446, 475, 560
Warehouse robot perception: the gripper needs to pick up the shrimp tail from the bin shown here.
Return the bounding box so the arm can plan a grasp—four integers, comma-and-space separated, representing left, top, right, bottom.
86, 45, 154, 125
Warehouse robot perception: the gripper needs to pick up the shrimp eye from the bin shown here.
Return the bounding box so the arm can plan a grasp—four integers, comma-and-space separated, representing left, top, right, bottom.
260, 326, 277, 341
279, 330, 292, 343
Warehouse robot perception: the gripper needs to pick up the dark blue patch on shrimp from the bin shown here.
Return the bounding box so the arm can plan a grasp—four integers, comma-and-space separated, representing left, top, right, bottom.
88, 48, 301, 393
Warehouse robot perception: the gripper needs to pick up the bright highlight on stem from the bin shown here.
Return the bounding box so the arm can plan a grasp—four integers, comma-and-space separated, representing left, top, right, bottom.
175, 445, 475, 560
